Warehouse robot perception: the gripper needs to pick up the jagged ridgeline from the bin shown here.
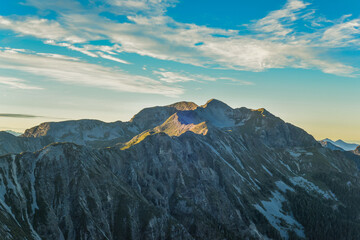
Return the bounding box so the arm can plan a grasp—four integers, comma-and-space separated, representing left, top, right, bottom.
1, 99, 360, 240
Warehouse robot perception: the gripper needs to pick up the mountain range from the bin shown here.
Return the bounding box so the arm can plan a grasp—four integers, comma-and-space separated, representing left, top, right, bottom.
319, 140, 345, 151
4, 130, 22, 136
320, 138, 359, 151
0, 99, 360, 240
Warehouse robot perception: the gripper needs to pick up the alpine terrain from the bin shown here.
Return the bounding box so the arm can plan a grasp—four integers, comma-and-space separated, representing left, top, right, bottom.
1, 99, 360, 240
320, 139, 359, 151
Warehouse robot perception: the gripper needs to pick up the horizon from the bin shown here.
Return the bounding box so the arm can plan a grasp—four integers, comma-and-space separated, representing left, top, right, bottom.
1, 0, 360, 144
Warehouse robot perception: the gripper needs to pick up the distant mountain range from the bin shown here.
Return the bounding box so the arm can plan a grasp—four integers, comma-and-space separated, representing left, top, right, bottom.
319, 140, 345, 151
0, 99, 360, 240
320, 138, 359, 151
4, 130, 22, 136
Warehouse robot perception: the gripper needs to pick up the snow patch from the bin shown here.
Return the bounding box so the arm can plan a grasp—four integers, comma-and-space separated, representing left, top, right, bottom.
254, 191, 305, 239
279, 160, 292, 172
221, 142, 245, 169
233, 184, 242, 195
290, 177, 337, 200
202, 141, 251, 183
0, 162, 21, 226
275, 181, 294, 193
288, 151, 301, 158
262, 165, 273, 176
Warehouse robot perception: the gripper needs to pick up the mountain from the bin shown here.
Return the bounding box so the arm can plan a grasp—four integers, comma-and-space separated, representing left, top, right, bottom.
321, 138, 359, 151
320, 140, 345, 151
1, 99, 360, 240
0, 101, 198, 155
0, 131, 48, 155
4, 130, 22, 136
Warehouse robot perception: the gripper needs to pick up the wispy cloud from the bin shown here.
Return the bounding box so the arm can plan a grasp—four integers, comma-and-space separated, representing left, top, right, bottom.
104, 0, 178, 16
45, 40, 98, 57
45, 40, 129, 63
251, 0, 309, 36
0, 16, 85, 43
153, 70, 195, 83
0, 50, 182, 96
0, 76, 43, 90
153, 69, 254, 85
36, 53, 79, 61
321, 17, 360, 47
0, 113, 41, 118
97, 52, 130, 64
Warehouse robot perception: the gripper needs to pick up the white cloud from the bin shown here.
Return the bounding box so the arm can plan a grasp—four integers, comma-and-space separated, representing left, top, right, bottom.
97, 52, 130, 64
0, 76, 43, 90
251, 0, 309, 36
104, 0, 178, 16
23, 0, 82, 12
36, 53, 79, 61
53, 9, 357, 75
321, 18, 360, 47
153, 70, 254, 85
0, 0, 358, 77
0, 16, 85, 43
0, 47, 27, 53
153, 71, 195, 83
0, 50, 182, 96
45, 40, 98, 57
45, 40, 130, 63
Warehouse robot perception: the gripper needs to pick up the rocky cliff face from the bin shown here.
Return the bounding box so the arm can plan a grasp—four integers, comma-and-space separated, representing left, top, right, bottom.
1, 99, 360, 240
354, 146, 360, 155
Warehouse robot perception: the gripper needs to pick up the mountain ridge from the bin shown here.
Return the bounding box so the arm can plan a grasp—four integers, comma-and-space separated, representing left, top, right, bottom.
320, 138, 359, 151
3, 99, 315, 155
0, 99, 360, 239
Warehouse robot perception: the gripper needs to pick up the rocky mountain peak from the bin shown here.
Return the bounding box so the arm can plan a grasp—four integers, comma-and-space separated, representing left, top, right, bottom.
167, 101, 198, 111
252, 108, 272, 117
201, 98, 232, 110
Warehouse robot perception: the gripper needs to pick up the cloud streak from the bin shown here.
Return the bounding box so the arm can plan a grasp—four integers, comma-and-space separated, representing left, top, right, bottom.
153, 69, 254, 85
0, 16, 85, 43
0, 76, 43, 90
0, 50, 183, 96
0, 113, 41, 118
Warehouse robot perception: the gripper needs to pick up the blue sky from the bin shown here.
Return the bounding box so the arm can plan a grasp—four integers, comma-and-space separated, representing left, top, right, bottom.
0, 0, 359, 143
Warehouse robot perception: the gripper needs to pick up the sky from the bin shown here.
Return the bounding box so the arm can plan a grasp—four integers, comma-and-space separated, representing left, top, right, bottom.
0, 0, 359, 143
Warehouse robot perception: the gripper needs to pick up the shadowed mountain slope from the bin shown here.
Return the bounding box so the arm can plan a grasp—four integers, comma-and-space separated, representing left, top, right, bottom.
0, 99, 360, 240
